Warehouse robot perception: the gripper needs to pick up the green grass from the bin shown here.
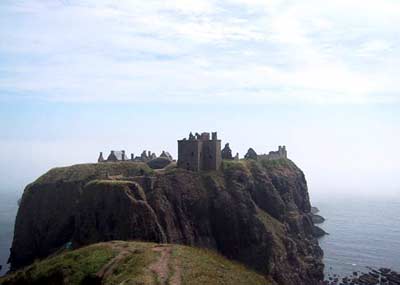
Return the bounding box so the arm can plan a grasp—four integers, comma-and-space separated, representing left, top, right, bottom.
222, 159, 252, 174
34, 162, 154, 184
163, 164, 185, 175
1, 244, 115, 285
200, 170, 225, 190
85, 179, 137, 187
258, 158, 292, 170
1, 241, 274, 285
172, 245, 273, 285
162, 162, 178, 173
103, 242, 158, 285
256, 208, 285, 253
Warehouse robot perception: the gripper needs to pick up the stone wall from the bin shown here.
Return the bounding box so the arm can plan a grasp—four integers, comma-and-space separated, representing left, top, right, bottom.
177, 132, 222, 171
258, 146, 288, 160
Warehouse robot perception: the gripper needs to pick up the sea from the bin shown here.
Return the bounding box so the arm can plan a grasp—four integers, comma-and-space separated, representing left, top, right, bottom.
0, 190, 20, 277
315, 195, 400, 277
0, 190, 399, 278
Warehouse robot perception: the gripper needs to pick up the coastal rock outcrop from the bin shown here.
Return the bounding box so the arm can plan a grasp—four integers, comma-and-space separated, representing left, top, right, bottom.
311, 214, 325, 224
312, 226, 328, 238
325, 267, 400, 285
311, 206, 320, 214
9, 159, 323, 285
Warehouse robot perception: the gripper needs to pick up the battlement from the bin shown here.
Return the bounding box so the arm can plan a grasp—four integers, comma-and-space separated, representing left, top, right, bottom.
182, 132, 219, 142
177, 131, 222, 171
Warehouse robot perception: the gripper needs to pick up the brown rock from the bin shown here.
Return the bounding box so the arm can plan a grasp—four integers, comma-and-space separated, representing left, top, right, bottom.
9, 160, 323, 285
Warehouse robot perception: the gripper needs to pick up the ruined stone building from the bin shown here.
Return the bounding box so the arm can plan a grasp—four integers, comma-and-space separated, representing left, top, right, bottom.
177, 132, 222, 171
258, 146, 288, 160
160, 151, 173, 161
97, 134, 286, 170
244, 148, 258, 160
98, 150, 172, 163
221, 143, 233, 160
139, 151, 157, 162
98, 150, 128, 162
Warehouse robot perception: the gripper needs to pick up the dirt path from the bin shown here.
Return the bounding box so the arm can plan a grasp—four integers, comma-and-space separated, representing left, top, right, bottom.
149, 245, 181, 285
94, 242, 181, 285
169, 258, 182, 285
96, 242, 137, 280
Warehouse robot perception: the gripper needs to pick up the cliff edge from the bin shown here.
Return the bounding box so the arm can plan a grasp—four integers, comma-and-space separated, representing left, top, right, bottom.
1, 241, 275, 285
8, 159, 323, 285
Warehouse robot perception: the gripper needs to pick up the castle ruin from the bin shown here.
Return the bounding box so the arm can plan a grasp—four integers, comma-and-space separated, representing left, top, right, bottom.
98, 150, 128, 162
221, 143, 233, 160
177, 132, 222, 171
98, 150, 173, 163
97, 133, 288, 171
257, 146, 288, 160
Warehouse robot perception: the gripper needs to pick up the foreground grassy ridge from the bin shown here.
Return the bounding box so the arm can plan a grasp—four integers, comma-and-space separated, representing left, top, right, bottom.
173, 245, 274, 285
99, 241, 158, 285
0, 244, 115, 285
0, 241, 273, 285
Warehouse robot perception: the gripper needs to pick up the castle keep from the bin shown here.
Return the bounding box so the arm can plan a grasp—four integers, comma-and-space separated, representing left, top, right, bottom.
177, 132, 222, 171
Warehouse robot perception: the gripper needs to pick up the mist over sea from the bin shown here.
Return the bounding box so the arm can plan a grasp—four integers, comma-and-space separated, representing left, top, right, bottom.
0, 190, 19, 276
0, 189, 399, 278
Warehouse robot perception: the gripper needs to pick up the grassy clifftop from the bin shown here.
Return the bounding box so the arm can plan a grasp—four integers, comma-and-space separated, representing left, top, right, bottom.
33, 158, 296, 185
0, 241, 272, 285
34, 162, 153, 184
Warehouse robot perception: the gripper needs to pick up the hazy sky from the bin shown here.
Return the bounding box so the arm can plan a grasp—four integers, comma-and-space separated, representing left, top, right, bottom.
0, 0, 399, 198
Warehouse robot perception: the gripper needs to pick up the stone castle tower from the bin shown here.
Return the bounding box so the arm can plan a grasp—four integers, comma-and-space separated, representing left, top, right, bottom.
178, 132, 222, 171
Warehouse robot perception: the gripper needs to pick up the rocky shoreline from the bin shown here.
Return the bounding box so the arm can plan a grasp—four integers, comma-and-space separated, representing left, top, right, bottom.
312, 205, 400, 285
324, 267, 400, 285
311, 206, 328, 238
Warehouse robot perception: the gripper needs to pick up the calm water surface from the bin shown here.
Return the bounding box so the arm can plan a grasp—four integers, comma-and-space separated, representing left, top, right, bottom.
0, 191, 20, 276
315, 195, 400, 277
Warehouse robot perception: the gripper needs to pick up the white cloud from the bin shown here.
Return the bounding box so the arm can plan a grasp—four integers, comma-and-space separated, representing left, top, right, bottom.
0, 0, 399, 104
357, 40, 392, 58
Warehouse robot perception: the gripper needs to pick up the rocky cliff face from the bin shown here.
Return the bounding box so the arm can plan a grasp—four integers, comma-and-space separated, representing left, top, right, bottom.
9, 159, 323, 285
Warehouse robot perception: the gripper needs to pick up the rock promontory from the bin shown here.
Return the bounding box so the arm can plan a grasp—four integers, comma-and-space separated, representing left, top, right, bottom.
8, 159, 323, 285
